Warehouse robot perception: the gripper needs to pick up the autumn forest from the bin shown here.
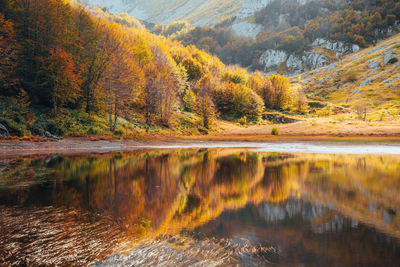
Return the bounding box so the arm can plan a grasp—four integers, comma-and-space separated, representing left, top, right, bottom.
0, 0, 303, 138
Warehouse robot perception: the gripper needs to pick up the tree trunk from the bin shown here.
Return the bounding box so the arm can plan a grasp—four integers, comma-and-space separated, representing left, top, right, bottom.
203, 114, 209, 129
53, 97, 57, 115
113, 91, 118, 131
108, 102, 113, 131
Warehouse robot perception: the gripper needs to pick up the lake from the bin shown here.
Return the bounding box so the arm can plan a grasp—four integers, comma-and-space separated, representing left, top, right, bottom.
1, 147, 400, 266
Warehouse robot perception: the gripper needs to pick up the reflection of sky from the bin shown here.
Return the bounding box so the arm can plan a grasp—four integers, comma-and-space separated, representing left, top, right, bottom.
143, 141, 400, 155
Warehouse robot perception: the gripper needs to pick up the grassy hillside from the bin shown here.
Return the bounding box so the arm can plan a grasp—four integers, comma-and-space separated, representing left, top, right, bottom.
296, 33, 400, 121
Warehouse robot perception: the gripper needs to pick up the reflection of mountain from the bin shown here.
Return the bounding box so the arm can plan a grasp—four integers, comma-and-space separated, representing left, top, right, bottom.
298, 155, 400, 240
195, 199, 400, 266
258, 199, 361, 234
258, 199, 322, 223
1, 150, 400, 265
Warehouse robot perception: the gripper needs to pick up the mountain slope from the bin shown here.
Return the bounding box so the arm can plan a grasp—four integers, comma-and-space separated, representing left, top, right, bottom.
84, 0, 242, 26
297, 33, 400, 117
147, 0, 399, 76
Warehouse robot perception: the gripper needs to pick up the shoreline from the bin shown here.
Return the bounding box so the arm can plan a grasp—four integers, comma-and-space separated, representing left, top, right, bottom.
2, 135, 400, 157
183, 134, 400, 142
2, 118, 400, 156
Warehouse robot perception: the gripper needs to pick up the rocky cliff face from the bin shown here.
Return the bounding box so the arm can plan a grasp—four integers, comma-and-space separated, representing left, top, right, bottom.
312, 38, 360, 58
237, 0, 273, 19
230, 0, 314, 38
259, 39, 361, 76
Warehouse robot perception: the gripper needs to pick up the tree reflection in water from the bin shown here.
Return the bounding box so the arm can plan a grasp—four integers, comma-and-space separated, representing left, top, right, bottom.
0, 149, 400, 265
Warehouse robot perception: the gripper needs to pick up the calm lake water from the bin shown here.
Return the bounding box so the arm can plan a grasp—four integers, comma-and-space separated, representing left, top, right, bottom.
1, 148, 400, 266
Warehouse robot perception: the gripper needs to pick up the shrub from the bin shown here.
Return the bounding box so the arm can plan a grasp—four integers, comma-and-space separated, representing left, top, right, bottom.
238, 116, 247, 125
214, 82, 264, 120
114, 129, 123, 136
308, 101, 326, 108
221, 67, 247, 84
271, 127, 280, 136
164, 21, 191, 36
268, 74, 291, 109
28, 124, 44, 136
0, 118, 28, 137
316, 107, 332, 117
45, 121, 64, 136
87, 127, 99, 135
344, 70, 358, 83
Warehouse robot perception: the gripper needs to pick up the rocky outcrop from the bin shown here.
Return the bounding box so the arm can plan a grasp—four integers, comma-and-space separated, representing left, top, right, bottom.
0, 123, 9, 138
233, 0, 312, 37
312, 38, 360, 57
237, 0, 272, 19
259, 38, 360, 75
302, 52, 328, 69
231, 21, 263, 39
259, 49, 331, 75
286, 54, 303, 71
259, 49, 288, 70
383, 49, 394, 63
45, 131, 61, 141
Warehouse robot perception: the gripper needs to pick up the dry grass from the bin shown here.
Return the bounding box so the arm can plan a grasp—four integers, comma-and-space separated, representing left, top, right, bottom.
296, 33, 400, 114
193, 117, 400, 141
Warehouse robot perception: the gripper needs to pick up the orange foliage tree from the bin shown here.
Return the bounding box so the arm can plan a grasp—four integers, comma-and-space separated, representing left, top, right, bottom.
45, 47, 80, 115
0, 13, 19, 95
